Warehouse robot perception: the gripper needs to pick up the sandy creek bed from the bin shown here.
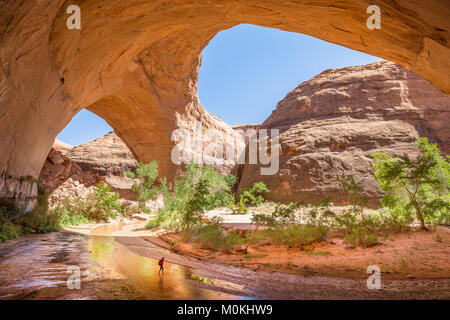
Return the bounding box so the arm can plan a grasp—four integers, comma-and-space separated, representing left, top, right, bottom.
0, 219, 449, 299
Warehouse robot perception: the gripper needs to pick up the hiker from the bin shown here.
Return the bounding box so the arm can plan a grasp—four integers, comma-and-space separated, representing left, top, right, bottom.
158, 257, 165, 272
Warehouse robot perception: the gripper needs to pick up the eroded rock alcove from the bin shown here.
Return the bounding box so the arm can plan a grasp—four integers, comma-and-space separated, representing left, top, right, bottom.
0, 1, 449, 207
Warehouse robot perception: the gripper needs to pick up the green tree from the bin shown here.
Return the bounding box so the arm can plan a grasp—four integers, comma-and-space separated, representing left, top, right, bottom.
372, 138, 450, 230
126, 161, 160, 209
149, 163, 236, 229
183, 177, 210, 229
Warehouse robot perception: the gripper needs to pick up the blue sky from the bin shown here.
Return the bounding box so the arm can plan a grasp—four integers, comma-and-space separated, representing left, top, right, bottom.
57, 24, 381, 146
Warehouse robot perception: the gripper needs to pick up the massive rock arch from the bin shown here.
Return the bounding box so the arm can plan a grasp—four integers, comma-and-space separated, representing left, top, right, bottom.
0, 1, 449, 205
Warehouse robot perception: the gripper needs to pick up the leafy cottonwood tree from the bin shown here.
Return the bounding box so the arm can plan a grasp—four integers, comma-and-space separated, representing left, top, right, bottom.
126, 161, 160, 209
149, 163, 237, 229
372, 138, 449, 230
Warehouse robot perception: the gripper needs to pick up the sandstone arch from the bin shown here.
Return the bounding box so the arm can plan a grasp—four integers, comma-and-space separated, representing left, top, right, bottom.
0, 1, 449, 203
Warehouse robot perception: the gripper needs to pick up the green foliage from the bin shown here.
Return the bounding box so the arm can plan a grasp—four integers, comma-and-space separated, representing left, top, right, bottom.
183, 177, 210, 228
247, 202, 329, 250
189, 274, 214, 285
240, 181, 270, 206
145, 218, 159, 229
305, 203, 336, 226
344, 226, 379, 248
150, 163, 236, 230
54, 183, 122, 226
227, 195, 249, 214
305, 250, 332, 256
0, 221, 23, 242
17, 186, 59, 233
252, 202, 299, 228
182, 218, 245, 251
0, 185, 60, 242
127, 161, 160, 209
226, 181, 270, 214
372, 138, 450, 229
0, 198, 20, 223
265, 224, 329, 248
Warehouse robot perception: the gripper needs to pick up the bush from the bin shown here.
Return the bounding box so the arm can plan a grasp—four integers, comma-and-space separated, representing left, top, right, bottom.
54, 183, 122, 226
145, 218, 159, 229
182, 219, 245, 251
244, 202, 329, 250
240, 182, 270, 206
0, 184, 60, 242
0, 198, 21, 223
0, 221, 23, 242
227, 195, 249, 214
226, 181, 270, 215
266, 224, 329, 248
344, 226, 378, 248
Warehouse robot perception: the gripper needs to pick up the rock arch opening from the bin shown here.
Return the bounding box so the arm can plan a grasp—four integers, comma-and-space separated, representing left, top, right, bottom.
57, 109, 112, 147
197, 23, 383, 126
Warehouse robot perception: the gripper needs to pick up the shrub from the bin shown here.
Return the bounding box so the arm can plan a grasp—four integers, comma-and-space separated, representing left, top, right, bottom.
245, 203, 329, 250
266, 224, 329, 248
305, 250, 332, 256
0, 221, 23, 242
145, 218, 159, 229
0, 185, 60, 242
227, 195, 249, 214
0, 198, 21, 223
344, 226, 378, 248
182, 219, 245, 251
195, 222, 225, 250
54, 183, 122, 226
243, 253, 268, 259
240, 181, 270, 206
338, 175, 369, 223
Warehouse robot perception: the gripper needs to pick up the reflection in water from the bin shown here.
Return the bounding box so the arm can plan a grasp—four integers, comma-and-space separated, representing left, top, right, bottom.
0, 231, 95, 299
88, 224, 238, 299
0, 223, 243, 300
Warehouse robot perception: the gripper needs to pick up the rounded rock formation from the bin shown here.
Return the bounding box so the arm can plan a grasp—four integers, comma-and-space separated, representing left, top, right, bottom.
236, 60, 450, 206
